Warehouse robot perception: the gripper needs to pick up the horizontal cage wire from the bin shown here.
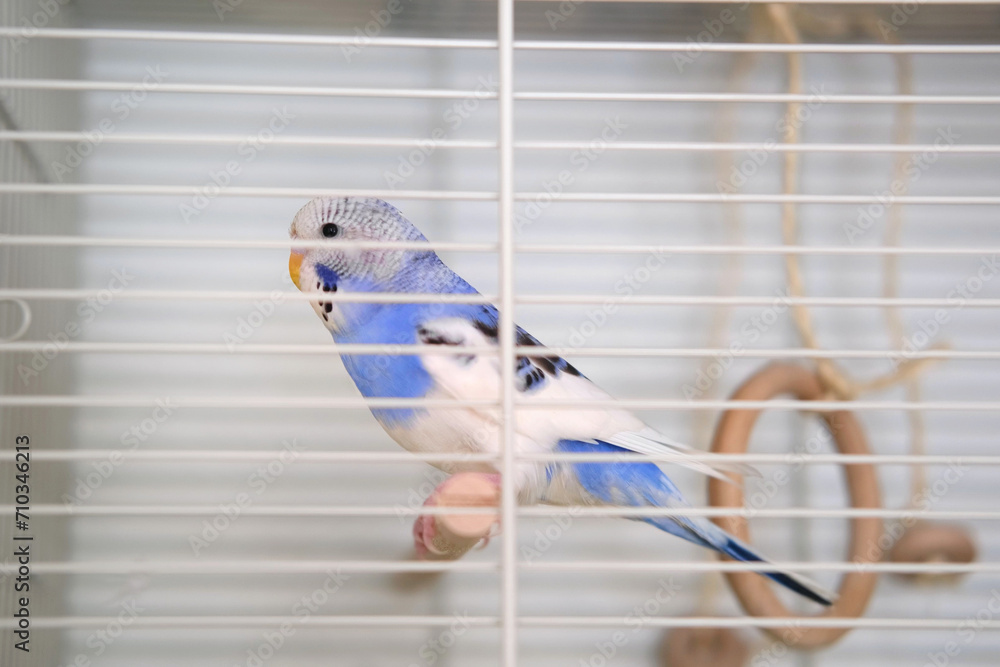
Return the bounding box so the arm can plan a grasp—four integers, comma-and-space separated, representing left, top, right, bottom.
2, 1, 1000, 667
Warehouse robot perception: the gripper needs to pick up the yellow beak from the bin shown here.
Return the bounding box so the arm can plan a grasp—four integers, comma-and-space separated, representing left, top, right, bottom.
288, 252, 304, 290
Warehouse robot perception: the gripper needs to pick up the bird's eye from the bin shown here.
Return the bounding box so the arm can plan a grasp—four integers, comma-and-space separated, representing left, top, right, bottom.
321, 223, 340, 238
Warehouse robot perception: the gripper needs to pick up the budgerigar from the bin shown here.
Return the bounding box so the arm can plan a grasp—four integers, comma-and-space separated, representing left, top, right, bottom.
288, 196, 834, 606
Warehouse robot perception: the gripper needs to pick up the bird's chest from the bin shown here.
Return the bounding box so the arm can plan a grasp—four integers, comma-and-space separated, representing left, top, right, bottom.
335, 304, 434, 425
340, 352, 433, 427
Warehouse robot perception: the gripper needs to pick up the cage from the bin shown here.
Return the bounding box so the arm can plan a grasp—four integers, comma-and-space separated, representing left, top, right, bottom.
2, 1, 999, 666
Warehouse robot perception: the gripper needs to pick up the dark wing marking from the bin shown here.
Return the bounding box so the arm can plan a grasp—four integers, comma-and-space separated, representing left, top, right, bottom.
418, 307, 584, 394
469, 306, 584, 389
416, 322, 474, 365
514, 327, 583, 378
516, 356, 547, 391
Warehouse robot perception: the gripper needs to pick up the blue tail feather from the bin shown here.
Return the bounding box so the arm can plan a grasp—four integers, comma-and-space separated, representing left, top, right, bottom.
554, 439, 835, 607
719, 537, 834, 607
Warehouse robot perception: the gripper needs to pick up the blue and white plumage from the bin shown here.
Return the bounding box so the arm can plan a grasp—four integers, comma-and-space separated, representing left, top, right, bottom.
289, 196, 834, 606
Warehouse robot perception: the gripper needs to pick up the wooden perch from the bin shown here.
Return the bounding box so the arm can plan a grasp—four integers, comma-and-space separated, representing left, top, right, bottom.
413, 472, 501, 561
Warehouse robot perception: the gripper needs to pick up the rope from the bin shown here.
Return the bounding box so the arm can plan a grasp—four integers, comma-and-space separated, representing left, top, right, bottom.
767, 4, 942, 404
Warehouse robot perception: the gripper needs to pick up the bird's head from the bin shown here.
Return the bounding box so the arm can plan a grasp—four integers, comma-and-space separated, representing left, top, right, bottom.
288, 196, 428, 333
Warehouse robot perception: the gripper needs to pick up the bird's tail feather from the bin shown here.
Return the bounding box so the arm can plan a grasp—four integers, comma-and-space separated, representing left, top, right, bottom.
554, 439, 835, 606
716, 534, 837, 607
645, 514, 836, 607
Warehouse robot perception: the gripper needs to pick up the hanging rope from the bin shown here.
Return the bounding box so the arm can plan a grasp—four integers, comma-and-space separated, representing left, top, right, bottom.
766, 3, 943, 403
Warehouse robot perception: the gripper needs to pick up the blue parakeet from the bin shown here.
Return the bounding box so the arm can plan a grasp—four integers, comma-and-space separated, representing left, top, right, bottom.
288, 196, 834, 606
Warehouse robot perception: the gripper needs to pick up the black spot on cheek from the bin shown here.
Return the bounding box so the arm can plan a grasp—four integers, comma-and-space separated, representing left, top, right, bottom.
324, 303, 333, 313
